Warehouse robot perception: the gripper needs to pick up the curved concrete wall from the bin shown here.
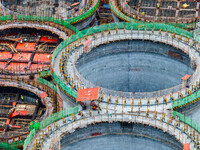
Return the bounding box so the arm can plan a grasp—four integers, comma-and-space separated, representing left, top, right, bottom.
77, 40, 194, 92
61, 122, 182, 150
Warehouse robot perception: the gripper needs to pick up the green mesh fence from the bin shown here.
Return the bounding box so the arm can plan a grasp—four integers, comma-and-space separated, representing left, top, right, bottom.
37, 77, 58, 93
23, 106, 79, 149
172, 90, 200, 108
173, 111, 200, 133
109, 1, 138, 23
23, 129, 36, 150
40, 106, 79, 129
0, 15, 13, 21
39, 70, 52, 78
66, 0, 99, 24
0, 0, 99, 25
53, 22, 193, 64
0, 15, 79, 33
53, 71, 77, 98
0, 142, 20, 150
16, 15, 79, 33
10, 140, 24, 148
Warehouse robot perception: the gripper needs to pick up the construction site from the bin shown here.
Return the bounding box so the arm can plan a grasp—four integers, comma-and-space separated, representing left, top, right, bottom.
0, 0, 200, 150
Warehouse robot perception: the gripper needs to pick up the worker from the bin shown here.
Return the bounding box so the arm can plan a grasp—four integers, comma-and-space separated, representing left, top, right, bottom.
36, 99, 38, 104
21, 95, 24, 101
20, 40, 23, 44
156, 3, 160, 9
92, 105, 97, 110
90, 101, 95, 107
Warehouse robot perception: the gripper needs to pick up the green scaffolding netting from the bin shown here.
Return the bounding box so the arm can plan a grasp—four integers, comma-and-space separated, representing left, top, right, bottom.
40, 106, 79, 129
172, 90, 200, 108
0, 142, 21, 150
39, 70, 52, 78
0, 15, 13, 21
173, 111, 200, 133
53, 72, 77, 98
0, 15, 79, 34
16, 15, 79, 33
66, 0, 99, 24
23, 129, 36, 150
0, 0, 99, 26
23, 106, 79, 149
37, 77, 58, 93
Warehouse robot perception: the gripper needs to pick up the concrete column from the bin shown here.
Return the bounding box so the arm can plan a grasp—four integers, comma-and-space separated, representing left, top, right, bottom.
196, 2, 199, 18
175, 1, 180, 19
137, 0, 142, 13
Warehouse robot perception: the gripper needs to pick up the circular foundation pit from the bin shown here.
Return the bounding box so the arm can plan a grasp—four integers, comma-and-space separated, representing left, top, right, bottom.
61, 122, 182, 150
76, 40, 194, 93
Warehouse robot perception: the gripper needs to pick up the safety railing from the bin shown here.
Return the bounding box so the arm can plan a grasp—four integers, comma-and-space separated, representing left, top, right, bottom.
37, 77, 58, 93
109, 0, 196, 29
172, 90, 200, 109
52, 22, 195, 99
40, 106, 79, 129
52, 22, 193, 63
0, 15, 79, 34
0, 141, 21, 150
39, 70, 52, 78
66, 0, 99, 24
0, 0, 99, 25
173, 111, 200, 134
53, 72, 77, 98
23, 129, 36, 150
30, 112, 197, 150
24, 106, 79, 150
71, 30, 197, 99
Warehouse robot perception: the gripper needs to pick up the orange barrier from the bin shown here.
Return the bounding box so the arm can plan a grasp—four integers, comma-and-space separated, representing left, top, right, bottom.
77, 88, 99, 102
16, 42, 36, 51
12, 53, 31, 61
40, 36, 58, 43
40, 92, 48, 99
0, 52, 12, 60
183, 143, 190, 150
33, 54, 51, 62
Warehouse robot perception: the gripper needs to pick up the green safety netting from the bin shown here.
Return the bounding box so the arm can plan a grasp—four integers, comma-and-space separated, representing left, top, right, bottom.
39, 70, 52, 78
0, 15, 79, 33
23, 129, 36, 150
23, 106, 79, 149
52, 22, 192, 98
40, 106, 79, 129
37, 77, 58, 93
109, 1, 138, 23
172, 90, 200, 108
0, 142, 21, 150
0, 15, 13, 21
53, 22, 193, 63
30, 121, 41, 132
10, 140, 24, 148
0, 0, 99, 26
173, 111, 200, 133
195, 28, 200, 43
53, 72, 77, 98
16, 15, 79, 33
66, 0, 99, 24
